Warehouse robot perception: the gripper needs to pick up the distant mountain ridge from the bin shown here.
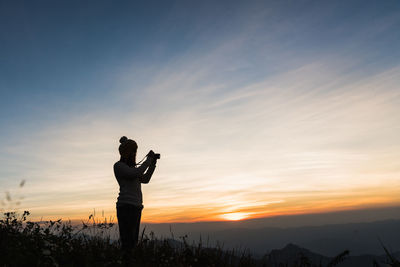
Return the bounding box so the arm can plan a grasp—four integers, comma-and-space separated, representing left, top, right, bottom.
264, 243, 331, 266
145, 218, 400, 257
261, 243, 400, 267
158, 241, 400, 266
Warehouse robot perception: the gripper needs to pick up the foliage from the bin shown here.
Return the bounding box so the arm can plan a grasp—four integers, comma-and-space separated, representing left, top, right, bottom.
0, 211, 255, 267
380, 241, 400, 267
0, 211, 119, 266
326, 250, 349, 267
1, 211, 399, 267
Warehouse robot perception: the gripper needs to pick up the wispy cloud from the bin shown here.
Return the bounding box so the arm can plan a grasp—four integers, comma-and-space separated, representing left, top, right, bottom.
5, 57, 400, 221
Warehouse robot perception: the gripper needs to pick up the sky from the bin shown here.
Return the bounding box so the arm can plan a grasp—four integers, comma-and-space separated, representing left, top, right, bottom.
1, 0, 400, 223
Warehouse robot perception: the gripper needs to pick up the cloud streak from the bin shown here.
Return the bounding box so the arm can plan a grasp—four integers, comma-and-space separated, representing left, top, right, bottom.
5, 59, 400, 222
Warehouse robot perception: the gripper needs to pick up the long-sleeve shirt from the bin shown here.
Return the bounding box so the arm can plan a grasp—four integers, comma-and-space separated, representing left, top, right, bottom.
114, 157, 156, 207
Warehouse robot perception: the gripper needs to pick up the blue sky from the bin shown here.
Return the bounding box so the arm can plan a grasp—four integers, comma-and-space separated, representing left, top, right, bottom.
1, 0, 399, 129
1, 0, 400, 222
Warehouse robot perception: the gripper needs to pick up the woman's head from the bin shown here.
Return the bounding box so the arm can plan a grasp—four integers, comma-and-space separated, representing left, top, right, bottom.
119, 136, 138, 165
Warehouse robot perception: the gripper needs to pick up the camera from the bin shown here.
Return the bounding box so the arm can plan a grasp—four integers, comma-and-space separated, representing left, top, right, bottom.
148, 150, 161, 160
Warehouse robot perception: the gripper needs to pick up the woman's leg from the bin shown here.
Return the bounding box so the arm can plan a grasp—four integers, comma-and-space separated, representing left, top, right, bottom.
132, 206, 143, 245
117, 204, 135, 250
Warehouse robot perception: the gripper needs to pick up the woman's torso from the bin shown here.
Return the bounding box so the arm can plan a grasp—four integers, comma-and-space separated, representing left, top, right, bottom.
114, 161, 143, 207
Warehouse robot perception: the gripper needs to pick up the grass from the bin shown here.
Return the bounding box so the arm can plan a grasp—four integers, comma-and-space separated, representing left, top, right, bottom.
0, 210, 256, 266
1, 210, 399, 267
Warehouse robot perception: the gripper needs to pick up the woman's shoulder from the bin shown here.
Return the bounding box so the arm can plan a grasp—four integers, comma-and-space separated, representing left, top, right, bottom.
114, 161, 128, 176
114, 161, 133, 169
114, 160, 125, 166
114, 161, 124, 169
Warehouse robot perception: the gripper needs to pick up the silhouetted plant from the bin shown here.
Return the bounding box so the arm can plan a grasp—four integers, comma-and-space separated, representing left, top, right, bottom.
0, 210, 259, 266
326, 250, 349, 267
380, 241, 400, 267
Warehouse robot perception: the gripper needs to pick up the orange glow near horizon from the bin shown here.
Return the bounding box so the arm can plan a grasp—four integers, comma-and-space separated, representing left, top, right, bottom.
137, 186, 400, 223
43, 201, 400, 226
30, 186, 400, 224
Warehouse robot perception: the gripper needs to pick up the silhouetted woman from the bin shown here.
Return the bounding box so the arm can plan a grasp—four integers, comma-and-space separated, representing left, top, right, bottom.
114, 136, 157, 254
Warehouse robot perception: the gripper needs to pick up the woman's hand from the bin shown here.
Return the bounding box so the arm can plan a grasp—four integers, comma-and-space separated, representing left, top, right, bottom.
147, 150, 157, 165
147, 150, 155, 158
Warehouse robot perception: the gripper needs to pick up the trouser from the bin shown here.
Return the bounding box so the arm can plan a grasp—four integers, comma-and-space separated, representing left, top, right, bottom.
116, 203, 143, 250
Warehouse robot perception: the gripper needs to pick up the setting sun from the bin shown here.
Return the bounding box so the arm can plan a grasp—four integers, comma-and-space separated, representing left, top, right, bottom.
221, 212, 251, 221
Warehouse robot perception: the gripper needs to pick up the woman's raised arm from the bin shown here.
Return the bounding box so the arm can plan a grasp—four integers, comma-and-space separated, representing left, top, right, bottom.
115, 157, 153, 180
140, 162, 156, 184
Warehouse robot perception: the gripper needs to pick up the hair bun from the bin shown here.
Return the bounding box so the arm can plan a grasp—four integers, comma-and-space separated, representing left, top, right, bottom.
119, 136, 128, 144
